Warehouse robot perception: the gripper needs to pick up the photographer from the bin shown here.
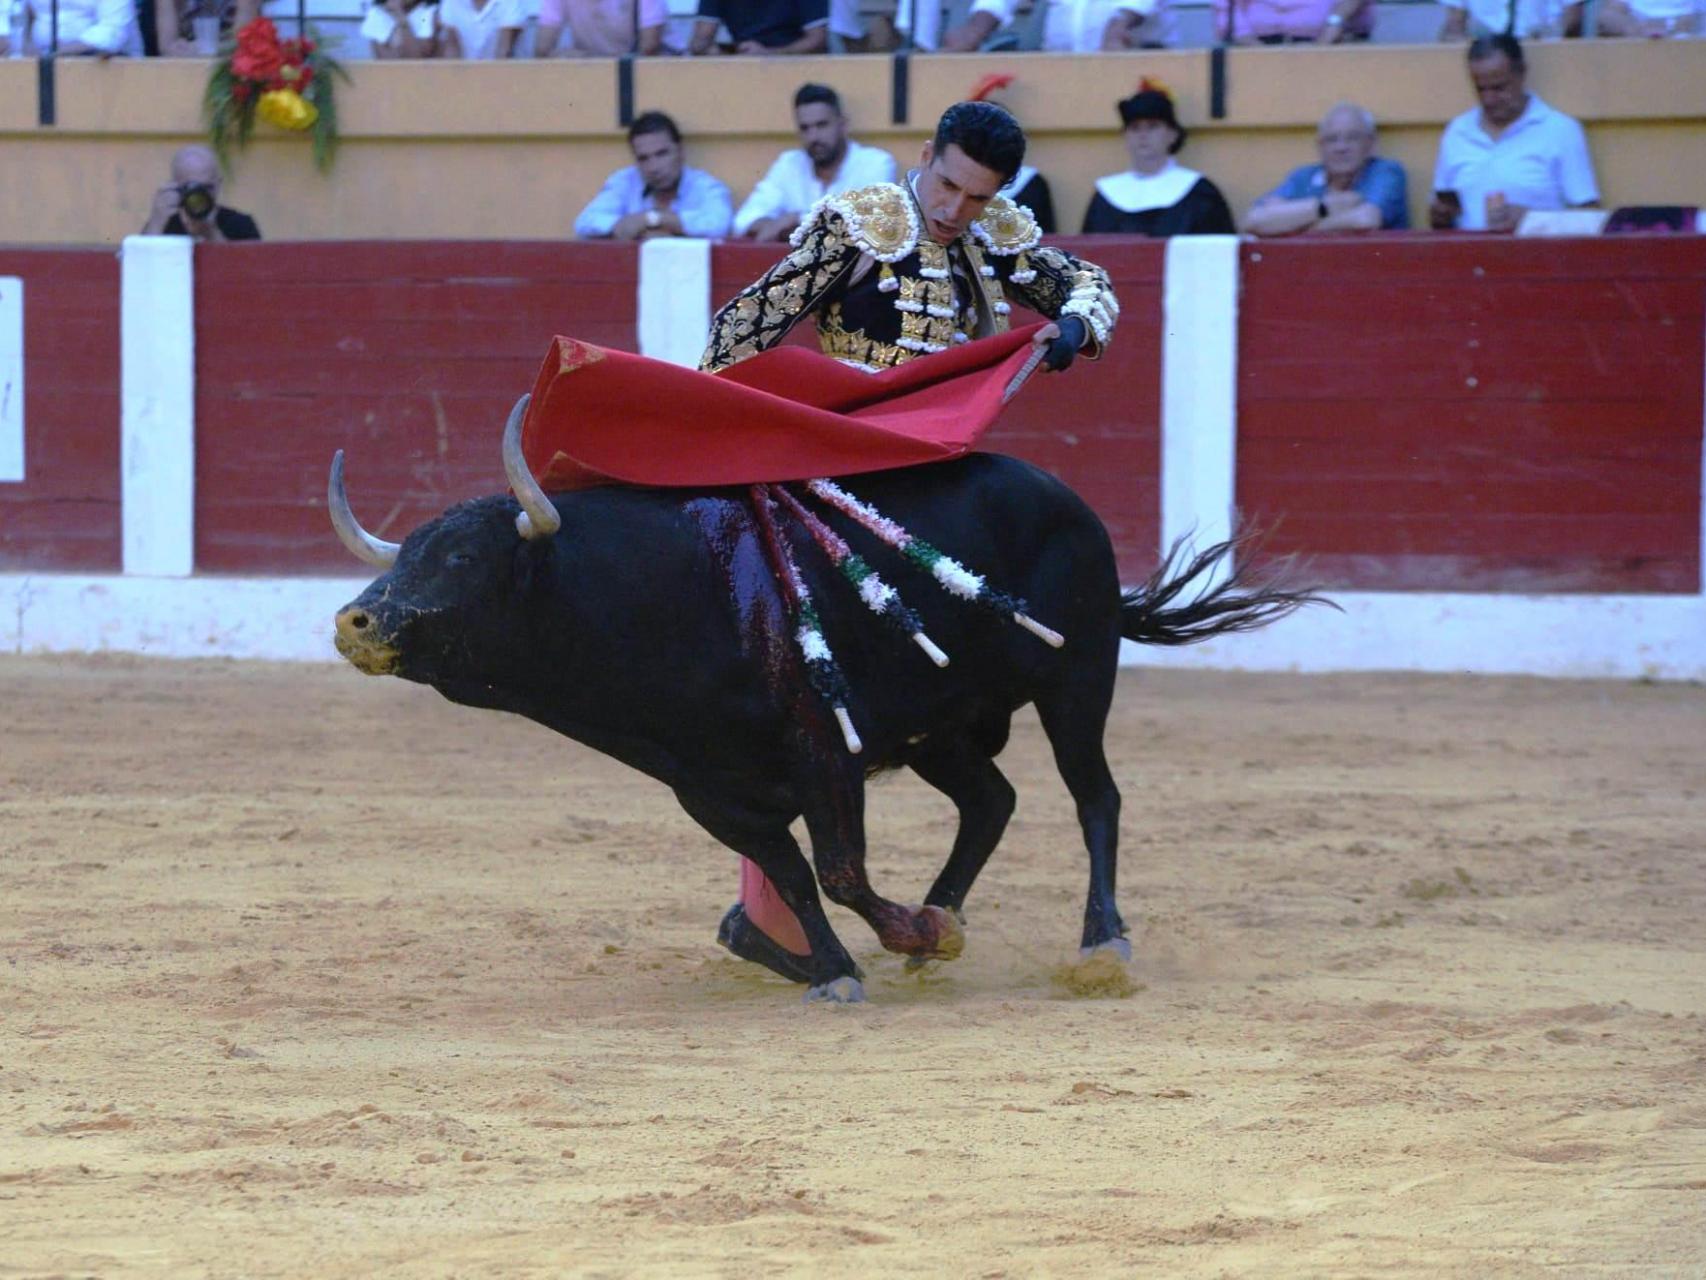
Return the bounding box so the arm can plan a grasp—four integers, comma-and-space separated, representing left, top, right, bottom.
141, 145, 262, 242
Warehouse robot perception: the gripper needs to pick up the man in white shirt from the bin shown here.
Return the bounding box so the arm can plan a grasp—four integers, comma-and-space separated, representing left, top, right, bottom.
733, 83, 897, 242
898, 0, 1173, 50
575, 111, 734, 240
2, 0, 135, 54
1429, 34, 1598, 234
1438, 0, 1579, 39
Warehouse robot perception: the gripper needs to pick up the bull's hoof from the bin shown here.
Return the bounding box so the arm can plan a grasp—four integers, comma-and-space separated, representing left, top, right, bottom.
804, 976, 866, 1004
919, 905, 965, 961
1078, 936, 1133, 963
716, 903, 816, 985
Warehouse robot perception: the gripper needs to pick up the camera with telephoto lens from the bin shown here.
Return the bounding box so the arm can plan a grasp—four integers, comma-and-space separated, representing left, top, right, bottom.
177, 183, 217, 220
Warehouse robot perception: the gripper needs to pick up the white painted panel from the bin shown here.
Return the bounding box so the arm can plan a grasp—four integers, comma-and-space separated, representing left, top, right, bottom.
0, 277, 22, 483
1161, 235, 1239, 583
120, 236, 196, 577
638, 237, 712, 369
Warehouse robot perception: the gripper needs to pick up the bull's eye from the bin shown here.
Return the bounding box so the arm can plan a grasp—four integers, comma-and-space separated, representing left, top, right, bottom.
445, 551, 475, 568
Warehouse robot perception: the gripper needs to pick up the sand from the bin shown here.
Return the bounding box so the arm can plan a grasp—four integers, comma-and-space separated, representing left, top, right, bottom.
3, 655, 1704, 1277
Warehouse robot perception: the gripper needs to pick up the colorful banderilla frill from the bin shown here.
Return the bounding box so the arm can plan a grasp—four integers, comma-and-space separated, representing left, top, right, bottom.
748, 485, 863, 754
803, 479, 1066, 648
743, 476, 1067, 756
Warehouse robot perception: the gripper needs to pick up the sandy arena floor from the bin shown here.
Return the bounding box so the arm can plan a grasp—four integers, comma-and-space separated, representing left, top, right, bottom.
2, 655, 1704, 1277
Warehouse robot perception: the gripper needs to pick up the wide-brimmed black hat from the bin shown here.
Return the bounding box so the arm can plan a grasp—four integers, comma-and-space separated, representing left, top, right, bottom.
1117, 78, 1186, 153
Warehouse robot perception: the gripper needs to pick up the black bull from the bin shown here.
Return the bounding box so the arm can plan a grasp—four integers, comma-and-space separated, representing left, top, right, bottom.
330, 403, 1321, 1001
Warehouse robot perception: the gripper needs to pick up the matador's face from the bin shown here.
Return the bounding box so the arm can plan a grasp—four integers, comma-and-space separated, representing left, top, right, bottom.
914, 142, 1005, 246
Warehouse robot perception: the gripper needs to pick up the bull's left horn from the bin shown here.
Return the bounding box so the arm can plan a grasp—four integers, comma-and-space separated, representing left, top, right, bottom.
328, 451, 400, 568
501, 394, 562, 540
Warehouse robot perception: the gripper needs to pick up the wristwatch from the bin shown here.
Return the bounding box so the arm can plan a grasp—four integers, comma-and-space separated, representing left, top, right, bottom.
645, 209, 661, 229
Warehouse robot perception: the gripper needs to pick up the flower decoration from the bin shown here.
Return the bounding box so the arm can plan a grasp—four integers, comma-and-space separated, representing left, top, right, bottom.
204, 18, 348, 173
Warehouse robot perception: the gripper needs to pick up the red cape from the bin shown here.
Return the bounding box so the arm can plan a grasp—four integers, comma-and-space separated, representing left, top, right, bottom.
521, 324, 1047, 491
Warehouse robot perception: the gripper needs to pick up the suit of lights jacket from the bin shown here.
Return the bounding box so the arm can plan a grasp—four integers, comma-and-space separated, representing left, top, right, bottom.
699, 182, 1119, 374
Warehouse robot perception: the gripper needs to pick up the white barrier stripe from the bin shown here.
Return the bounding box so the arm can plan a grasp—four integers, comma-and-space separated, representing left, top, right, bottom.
1161, 235, 1239, 580
1699, 287, 1706, 594
120, 236, 196, 577
637, 236, 712, 369
0, 277, 22, 483
4, 574, 1703, 679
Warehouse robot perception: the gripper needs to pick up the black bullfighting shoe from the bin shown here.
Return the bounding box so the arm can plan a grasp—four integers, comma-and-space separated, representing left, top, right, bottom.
716, 903, 818, 985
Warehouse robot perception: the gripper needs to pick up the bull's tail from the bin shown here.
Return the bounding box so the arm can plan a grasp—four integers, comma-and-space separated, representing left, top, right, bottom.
1120, 533, 1335, 647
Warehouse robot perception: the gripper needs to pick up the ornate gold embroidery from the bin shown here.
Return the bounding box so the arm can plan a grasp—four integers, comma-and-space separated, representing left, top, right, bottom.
557, 340, 607, 374
969, 195, 1042, 256
825, 184, 919, 261
819, 309, 914, 370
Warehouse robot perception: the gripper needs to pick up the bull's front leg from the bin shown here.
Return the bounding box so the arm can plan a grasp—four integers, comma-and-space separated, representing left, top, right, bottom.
800, 769, 965, 964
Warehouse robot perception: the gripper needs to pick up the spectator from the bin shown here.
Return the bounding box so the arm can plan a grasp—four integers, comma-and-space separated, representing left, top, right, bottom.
153, 0, 258, 56
1246, 102, 1408, 235
1214, 0, 1372, 43
4, 0, 137, 54
967, 73, 1056, 233
894, 0, 1018, 50
1082, 79, 1234, 237
141, 144, 262, 242
1439, 0, 1577, 39
574, 111, 734, 240
1092, 0, 1175, 48
1429, 34, 1598, 233
535, 0, 666, 55
361, 0, 451, 56
1593, 0, 1698, 36
689, 0, 827, 52
435, 0, 526, 57
733, 84, 896, 241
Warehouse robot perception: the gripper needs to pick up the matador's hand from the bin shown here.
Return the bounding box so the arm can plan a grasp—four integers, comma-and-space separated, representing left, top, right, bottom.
1035, 316, 1089, 372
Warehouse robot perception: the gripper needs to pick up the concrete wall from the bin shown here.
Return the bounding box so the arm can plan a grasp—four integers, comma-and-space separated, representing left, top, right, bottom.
1, 42, 1703, 245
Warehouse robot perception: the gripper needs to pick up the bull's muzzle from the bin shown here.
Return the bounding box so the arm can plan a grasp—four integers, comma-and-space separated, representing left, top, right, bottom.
334, 604, 400, 676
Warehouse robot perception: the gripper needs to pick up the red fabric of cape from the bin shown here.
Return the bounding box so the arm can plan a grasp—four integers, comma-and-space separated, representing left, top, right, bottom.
521, 324, 1047, 492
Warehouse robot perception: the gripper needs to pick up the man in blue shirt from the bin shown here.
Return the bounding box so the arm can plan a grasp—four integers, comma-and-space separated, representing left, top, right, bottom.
1245, 102, 1409, 235
689, 0, 828, 52
574, 112, 734, 241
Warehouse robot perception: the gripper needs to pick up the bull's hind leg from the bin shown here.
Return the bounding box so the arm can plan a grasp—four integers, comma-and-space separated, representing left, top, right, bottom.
909, 736, 1017, 919
798, 764, 965, 964
675, 790, 865, 1000
1035, 672, 1130, 959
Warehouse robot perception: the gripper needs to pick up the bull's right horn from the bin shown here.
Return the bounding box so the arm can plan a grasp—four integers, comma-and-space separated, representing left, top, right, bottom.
328, 451, 400, 568
501, 394, 562, 540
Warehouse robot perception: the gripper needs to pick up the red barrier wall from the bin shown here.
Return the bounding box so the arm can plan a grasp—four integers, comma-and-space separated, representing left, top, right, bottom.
0, 250, 121, 573
711, 237, 1164, 584
1238, 237, 1706, 594
194, 242, 640, 574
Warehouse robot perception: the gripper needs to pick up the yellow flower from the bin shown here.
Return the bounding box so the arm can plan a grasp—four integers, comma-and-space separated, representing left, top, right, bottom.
257, 88, 317, 132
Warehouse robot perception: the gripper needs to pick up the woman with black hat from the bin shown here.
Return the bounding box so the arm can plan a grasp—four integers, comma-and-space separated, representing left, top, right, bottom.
1082, 79, 1236, 236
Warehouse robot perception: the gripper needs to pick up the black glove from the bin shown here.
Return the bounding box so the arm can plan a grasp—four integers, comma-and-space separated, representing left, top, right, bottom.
1042, 315, 1088, 372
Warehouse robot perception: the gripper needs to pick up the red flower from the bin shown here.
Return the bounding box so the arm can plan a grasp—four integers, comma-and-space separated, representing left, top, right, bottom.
232, 80, 252, 103
231, 17, 284, 84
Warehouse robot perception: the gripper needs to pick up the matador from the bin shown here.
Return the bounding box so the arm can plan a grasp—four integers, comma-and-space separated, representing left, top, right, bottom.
701, 99, 1124, 985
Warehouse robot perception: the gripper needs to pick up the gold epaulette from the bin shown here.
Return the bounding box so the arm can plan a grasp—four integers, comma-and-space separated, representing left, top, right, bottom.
792, 182, 920, 264
969, 195, 1042, 256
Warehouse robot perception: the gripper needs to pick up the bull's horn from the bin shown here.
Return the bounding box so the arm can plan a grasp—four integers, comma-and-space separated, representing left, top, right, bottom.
501, 394, 561, 540
327, 450, 400, 569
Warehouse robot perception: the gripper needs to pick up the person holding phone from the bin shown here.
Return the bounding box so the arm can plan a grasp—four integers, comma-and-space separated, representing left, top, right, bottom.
1430, 33, 1599, 232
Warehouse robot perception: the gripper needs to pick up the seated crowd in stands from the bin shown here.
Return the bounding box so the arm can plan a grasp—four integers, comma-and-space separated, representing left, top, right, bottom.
2, 0, 1699, 57
569, 38, 1605, 245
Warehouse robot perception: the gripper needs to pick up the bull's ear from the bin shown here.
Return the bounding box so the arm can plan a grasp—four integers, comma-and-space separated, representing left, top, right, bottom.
511, 537, 551, 595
